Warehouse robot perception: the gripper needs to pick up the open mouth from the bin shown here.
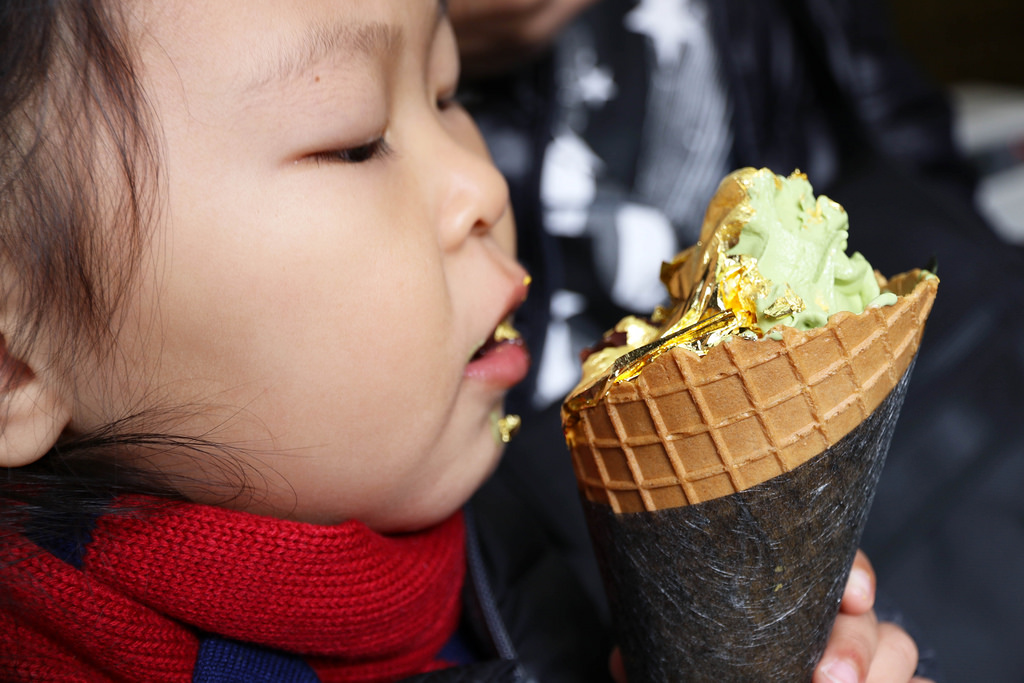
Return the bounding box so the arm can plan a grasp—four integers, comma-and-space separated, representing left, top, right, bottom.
465, 274, 532, 388
470, 319, 523, 363
465, 317, 530, 389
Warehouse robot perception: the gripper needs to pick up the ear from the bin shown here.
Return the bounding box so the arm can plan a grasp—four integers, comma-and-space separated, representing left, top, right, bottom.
0, 335, 72, 468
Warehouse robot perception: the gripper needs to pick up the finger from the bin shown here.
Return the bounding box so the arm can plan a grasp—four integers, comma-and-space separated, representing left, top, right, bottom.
865, 622, 919, 683
840, 550, 876, 615
814, 610, 879, 683
609, 647, 627, 683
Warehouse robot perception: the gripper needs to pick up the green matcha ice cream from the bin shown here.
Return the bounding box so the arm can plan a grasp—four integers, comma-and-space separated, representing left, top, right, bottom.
724, 169, 896, 334
573, 167, 910, 395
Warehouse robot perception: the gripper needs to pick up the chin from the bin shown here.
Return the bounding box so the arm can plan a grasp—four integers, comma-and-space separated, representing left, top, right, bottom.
370, 499, 465, 535
380, 447, 505, 535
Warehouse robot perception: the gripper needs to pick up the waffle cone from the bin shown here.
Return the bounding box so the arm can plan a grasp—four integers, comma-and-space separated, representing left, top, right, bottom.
564, 269, 937, 514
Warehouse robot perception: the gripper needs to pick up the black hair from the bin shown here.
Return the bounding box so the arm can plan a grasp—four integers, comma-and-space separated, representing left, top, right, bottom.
0, 1, 255, 545
2, 0, 148, 356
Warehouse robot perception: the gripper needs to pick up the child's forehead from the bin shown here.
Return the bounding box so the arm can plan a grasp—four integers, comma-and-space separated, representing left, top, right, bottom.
137, 0, 446, 107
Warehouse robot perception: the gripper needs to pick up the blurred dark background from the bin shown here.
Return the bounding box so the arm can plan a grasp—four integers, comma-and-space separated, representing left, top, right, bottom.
889, 0, 1024, 87
871, 3, 1024, 681
888, 0, 1024, 247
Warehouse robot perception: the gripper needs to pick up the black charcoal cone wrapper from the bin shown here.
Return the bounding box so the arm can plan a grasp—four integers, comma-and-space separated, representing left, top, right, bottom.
582, 361, 916, 683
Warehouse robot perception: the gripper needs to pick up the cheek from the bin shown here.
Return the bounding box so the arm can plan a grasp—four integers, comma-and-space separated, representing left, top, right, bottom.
268, 246, 461, 431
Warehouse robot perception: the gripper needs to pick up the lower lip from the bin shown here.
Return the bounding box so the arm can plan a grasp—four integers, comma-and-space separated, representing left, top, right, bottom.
465, 342, 531, 388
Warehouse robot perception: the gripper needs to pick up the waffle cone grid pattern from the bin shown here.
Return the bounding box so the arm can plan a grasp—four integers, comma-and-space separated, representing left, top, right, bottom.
569, 278, 936, 513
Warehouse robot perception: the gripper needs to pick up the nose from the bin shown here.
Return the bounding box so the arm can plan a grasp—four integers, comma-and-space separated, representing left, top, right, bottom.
434, 111, 513, 253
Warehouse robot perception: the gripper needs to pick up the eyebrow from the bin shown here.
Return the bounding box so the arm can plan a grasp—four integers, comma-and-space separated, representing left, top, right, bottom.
245, 1, 447, 93
244, 20, 403, 92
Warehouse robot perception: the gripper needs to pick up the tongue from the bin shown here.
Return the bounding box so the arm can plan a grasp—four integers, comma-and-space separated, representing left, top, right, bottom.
472, 336, 503, 362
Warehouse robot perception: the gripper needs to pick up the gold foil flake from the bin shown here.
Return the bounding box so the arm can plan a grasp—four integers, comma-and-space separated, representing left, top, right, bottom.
564, 310, 744, 427
763, 284, 806, 319
650, 305, 670, 325
717, 254, 770, 328
579, 316, 661, 387
493, 320, 522, 343
613, 312, 740, 395
495, 413, 521, 444
621, 316, 659, 346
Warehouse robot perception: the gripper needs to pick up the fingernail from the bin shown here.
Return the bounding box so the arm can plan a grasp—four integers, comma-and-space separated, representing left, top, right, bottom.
820, 659, 859, 683
848, 567, 872, 602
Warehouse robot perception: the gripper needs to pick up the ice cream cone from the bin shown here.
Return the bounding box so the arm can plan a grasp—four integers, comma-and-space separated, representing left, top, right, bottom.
582, 369, 913, 682
561, 272, 936, 682
564, 270, 936, 514
560, 166, 939, 681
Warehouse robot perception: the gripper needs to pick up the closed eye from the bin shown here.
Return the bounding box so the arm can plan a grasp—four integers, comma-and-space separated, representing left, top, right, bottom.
309, 137, 393, 165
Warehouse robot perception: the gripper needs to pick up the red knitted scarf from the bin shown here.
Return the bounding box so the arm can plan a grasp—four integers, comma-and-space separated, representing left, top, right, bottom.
0, 497, 466, 682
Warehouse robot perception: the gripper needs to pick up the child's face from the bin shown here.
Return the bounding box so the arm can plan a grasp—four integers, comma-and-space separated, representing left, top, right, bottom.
75, 0, 528, 532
